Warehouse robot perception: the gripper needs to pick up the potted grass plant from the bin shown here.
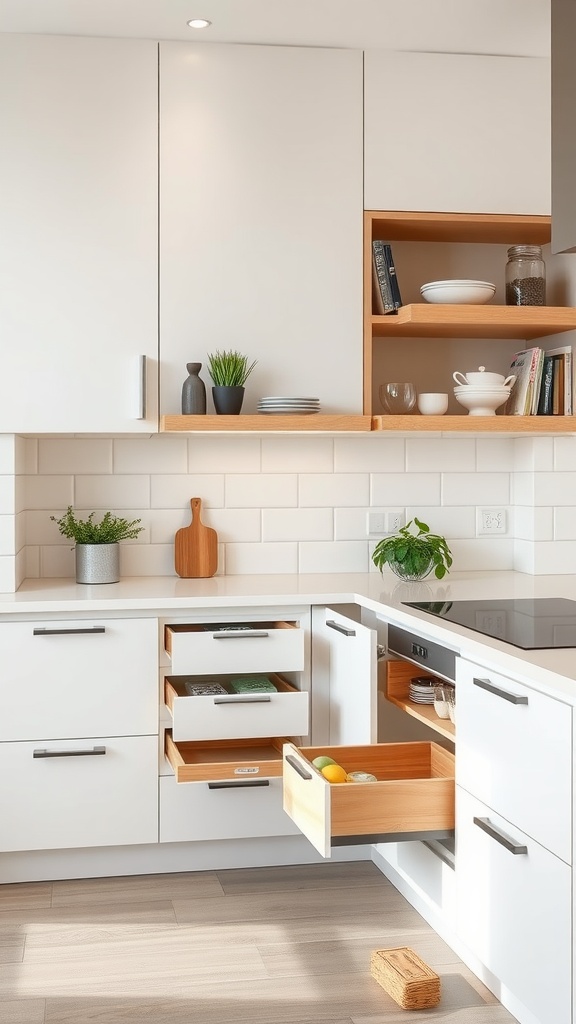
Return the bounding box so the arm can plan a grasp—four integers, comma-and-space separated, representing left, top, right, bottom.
371, 517, 453, 581
206, 349, 257, 414
51, 506, 143, 584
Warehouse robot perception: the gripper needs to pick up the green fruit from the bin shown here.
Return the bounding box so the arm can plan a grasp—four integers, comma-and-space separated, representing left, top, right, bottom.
312, 755, 337, 770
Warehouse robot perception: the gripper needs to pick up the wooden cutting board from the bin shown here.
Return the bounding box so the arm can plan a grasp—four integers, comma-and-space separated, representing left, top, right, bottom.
174, 497, 218, 578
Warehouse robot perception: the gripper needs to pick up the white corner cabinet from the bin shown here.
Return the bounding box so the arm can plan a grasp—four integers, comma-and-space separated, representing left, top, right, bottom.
0, 35, 159, 433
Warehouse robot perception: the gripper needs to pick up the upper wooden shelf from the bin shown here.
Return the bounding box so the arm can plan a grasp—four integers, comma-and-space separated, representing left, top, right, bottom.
161, 414, 372, 432
371, 304, 576, 340
367, 210, 552, 245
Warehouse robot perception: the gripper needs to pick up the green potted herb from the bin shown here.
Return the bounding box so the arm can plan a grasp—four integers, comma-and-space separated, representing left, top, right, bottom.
371, 517, 453, 581
206, 349, 257, 414
51, 506, 143, 584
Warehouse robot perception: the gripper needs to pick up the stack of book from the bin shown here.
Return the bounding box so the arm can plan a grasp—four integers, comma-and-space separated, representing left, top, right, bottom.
504, 345, 573, 416
372, 241, 403, 314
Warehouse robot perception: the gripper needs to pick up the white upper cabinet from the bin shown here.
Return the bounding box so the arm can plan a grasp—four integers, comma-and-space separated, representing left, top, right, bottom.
159, 43, 364, 416
364, 51, 551, 215
0, 35, 158, 432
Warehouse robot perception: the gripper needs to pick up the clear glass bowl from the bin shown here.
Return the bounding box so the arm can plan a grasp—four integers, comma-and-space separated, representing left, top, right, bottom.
379, 382, 416, 414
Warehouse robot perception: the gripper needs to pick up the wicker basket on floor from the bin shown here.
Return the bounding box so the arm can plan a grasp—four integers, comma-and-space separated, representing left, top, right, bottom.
370, 947, 441, 1010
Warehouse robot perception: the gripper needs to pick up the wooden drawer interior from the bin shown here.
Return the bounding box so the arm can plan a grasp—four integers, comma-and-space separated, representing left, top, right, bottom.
165, 731, 289, 783
165, 672, 300, 709
164, 620, 298, 655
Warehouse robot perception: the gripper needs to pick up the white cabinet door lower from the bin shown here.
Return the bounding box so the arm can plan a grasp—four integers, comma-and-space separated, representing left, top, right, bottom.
160, 776, 300, 843
0, 35, 158, 432
456, 788, 571, 1024
312, 608, 377, 745
0, 736, 158, 851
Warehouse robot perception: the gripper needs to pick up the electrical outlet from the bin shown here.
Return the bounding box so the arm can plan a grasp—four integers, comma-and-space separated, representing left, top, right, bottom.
386, 511, 405, 533
367, 512, 387, 536
477, 508, 507, 535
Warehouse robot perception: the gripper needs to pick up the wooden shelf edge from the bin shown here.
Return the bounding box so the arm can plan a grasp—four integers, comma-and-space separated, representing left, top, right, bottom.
365, 210, 551, 245
161, 414, 373, 432
371, 304, 576, 340
371, 415, 576, 433
387, 695, 455, 742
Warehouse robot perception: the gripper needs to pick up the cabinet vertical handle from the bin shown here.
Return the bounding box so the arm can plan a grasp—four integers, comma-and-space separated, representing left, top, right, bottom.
136, 354, 147, 420
325, 619, 356, 637
208, 780, 270, 790
33, 627, 106, 636
473, 816, 528, 855
473, 677, 528, 705
285, 754, 313, 780
33, 746, 107, 758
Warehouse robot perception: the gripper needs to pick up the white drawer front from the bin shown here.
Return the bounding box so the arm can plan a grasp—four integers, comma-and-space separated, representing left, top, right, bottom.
165, 621, 304, 675
167, 681, 309, 742
456, 788, 571, 1024
456, 657, 572, 862
0, 735, 158, 852
0, 617, 158, 741
159, 774, 300, 843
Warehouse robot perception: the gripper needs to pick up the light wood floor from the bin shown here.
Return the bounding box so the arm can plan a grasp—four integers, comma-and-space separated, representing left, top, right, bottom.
0, 860, 519, 1024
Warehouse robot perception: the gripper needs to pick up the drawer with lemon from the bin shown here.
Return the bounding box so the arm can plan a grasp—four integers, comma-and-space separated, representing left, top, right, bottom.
282, 741, 455, 858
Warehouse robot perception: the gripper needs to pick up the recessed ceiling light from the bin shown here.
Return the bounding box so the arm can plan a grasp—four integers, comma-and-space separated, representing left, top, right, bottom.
187, 18, 211, 29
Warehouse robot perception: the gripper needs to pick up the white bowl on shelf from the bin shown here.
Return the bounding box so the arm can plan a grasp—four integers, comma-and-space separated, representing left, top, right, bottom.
420, 280, 496, 304
453, 384, 511, 416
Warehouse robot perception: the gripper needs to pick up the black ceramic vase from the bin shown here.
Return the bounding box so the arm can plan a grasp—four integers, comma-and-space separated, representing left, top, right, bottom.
181, 362, 207, 414
212, 385, 245, 415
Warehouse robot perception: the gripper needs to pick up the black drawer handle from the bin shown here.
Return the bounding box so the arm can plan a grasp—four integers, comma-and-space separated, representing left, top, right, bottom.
33, 746, 107, 758
208, 780, 270, 790
285, 754, 313, 780
213, 630, 269, 639
473, 816, 528, 855
33, 627, 106, 636
213, 696, 272, 704
325, 619, 356, 637
473, 677, 528, 705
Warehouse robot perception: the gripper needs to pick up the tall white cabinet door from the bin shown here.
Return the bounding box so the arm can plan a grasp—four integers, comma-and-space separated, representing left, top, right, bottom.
311, 607, 377, 745
159, 43, 363, 415
0, 35, 158, 432
364, 51, 550, 215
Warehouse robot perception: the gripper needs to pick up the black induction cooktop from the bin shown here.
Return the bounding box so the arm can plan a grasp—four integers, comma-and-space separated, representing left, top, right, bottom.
402, 598, 576, 650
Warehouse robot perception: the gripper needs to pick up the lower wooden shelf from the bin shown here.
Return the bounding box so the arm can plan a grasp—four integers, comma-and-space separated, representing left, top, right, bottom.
386, 661, 455, 742
372, 415, 576, 433
161, 414, 372, 432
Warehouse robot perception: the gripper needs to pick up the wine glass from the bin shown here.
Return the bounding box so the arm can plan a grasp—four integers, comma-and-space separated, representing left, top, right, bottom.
379, 382, 417, 414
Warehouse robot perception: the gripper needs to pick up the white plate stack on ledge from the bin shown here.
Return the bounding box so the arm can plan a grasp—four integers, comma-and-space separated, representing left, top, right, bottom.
258, 397, 320, 415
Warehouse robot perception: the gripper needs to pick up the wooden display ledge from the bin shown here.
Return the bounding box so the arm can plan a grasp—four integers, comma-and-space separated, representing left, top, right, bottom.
161, 414, 372, 432
371, 415, 576, 433
367, 210, 551, 245
371, 304, 576, 340
385, 660, 455, 743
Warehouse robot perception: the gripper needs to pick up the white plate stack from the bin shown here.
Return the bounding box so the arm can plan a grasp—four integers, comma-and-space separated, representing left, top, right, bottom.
258, 397, 320, 415
409, 677, 437, 705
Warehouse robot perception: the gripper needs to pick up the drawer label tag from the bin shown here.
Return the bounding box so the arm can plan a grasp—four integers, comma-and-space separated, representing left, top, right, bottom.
234, 767, 260, 775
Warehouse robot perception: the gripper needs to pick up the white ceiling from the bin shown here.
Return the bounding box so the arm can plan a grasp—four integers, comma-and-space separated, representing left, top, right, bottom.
0, 0, 550, 57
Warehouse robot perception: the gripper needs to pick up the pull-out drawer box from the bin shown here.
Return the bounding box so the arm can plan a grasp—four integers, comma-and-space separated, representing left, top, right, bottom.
165, 731, 289, 783
283, 742, 455, 858
164, 621, 304, 675
165, 674, 309, 741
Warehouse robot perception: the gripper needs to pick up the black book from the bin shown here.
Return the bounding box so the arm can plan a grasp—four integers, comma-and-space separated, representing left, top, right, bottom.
537, 355, 555, 415
383, 243, 403, 309
372, 240, 396, 314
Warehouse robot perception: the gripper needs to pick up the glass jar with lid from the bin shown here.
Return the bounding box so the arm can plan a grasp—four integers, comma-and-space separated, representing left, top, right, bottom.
505, 244, 546, 306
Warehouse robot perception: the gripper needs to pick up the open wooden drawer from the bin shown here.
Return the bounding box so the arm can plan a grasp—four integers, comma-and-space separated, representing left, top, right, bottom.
283, 742, 455, 858
164, 620, 304, 675
165, 731, 290, 783
165, 674, 309, 741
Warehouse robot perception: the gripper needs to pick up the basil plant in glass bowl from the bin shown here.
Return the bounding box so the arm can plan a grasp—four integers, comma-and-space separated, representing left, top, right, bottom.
371, 517, 453, 581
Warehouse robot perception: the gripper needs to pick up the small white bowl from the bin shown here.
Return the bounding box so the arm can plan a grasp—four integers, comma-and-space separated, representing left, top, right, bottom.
417, 392, 449, 415
420, 279, 496, 304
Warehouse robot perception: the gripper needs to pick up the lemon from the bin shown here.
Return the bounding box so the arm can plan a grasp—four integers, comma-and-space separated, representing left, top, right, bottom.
312, 755, 337, 770
320, 763, 348, 784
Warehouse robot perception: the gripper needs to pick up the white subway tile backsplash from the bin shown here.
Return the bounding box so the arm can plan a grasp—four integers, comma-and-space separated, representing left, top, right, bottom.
405, 506, 476, 539
334, 437, 404, 473
554, 507, 576, 540
0, 516, 15, 556
372, 473, 440, 506
225, 542, 298, 575
554, 436, 576, 471
514, 506, 553, 541
23, 438, 38, 475
39, 439, 113, 475
24, 475, 73, 511
299, 474, 369, 507
299, 541, 369, 573
226, 474, 297, 508
75, 475, 150, 510
15, 510, 25, 552
513, 436, 554, 471
25, 546, 40, 580
442, 473, 509, 506
406, 438, 474, 473
120, 543, 176, 578
262, 437, 333, 473
476, 438, 515, 471
188, 436, 261, 474
151, 475, 224, 509
0, 436, 16, 474
513, 539, 536, 574
334, 507, 372, 541
114, 437, 187, 475
208, 509, 261, 543
448, 538, 514, 571
531, 540, 576, 574
533, 472, 576, 506
262, 508, 333, 542
511, 472, 535, 506
0, 555, 16, 593
40, 545, 75, 578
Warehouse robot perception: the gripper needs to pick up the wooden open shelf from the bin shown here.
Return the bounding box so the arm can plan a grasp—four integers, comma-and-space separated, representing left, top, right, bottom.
386, 661, 455, 743
161, 414, 372, 433
372, 415, 576, 433
368, 210, 552, 245
371, 304, 576, 340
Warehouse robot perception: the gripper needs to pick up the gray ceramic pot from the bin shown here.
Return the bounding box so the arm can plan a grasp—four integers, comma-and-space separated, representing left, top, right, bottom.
75, 543, 120, 584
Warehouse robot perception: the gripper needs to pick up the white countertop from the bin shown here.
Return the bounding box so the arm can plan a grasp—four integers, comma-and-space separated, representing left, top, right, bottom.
7, 571, 576, 702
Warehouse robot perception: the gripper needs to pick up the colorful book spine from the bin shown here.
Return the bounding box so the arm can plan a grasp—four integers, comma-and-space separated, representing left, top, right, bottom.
537, 355, 555, 415
372, 241, 396, 315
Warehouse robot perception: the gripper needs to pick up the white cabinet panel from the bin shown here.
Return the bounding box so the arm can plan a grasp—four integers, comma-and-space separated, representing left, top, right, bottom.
159, 775, 299, 843
159, 43, 363, 416
0, 35, 158, 432
456, 787, 571, 1024
0, 618, 158, 740
312, 608, 377, 745
0, 735, 158, 852
456, 657, 572, 863
365, 51, 550, 215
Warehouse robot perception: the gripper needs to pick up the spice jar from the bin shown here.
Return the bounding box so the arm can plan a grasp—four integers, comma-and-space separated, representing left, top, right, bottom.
505, 244, 546, 306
